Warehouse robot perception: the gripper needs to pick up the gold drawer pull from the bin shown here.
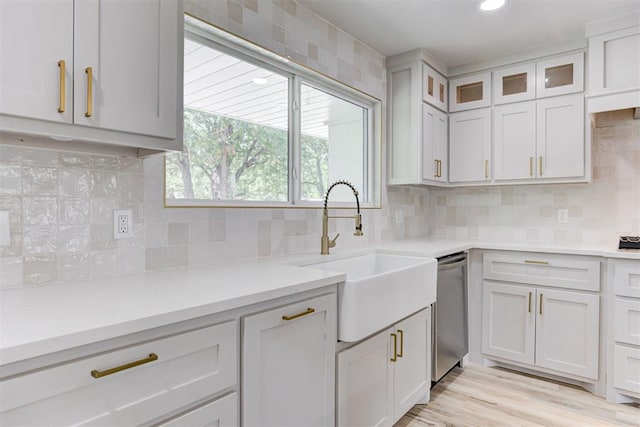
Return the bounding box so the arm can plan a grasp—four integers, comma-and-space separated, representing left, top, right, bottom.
397, 329, 404, 358
91, 353, 158, 379
539, 156, 543, 176
57, 60, 66, 113
528, 292, 532, 313
282, 307, 315, 321
529, 157, 533, 177
524, 260, 549, 265
484, 160, 489, 179
85, 66, 93, 117
390, 333, 398, 362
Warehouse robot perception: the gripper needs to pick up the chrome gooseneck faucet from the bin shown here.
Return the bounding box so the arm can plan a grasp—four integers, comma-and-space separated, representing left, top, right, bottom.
321, 180, 363, 255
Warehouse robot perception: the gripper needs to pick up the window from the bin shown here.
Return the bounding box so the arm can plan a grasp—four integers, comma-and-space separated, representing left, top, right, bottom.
165, 16, 381, 208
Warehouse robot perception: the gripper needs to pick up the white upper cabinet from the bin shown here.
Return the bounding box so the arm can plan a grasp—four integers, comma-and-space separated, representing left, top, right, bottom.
449, 108, 491, 183
422, 103, 448, 183
493, 63, 536, 105
536, 94, 585, 179
73, 0, 179, 138
449, 72, 491, 112
535, 52, 584, 98
422, 63, 448, 112
0, 0, 74, 123
0, 0, 182, 154
586, 13, 640, 113
493, 101, 536, 181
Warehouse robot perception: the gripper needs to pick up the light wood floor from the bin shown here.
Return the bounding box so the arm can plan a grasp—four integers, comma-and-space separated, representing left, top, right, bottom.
395, 364, 640, 427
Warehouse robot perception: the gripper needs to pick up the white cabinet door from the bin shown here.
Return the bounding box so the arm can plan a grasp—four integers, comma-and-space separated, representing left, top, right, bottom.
482, 282, 535, 365
393, 308, 430, 422
535, 288, 599, 380
536, 94, 584, 179
243, 293, 336, 427
449, 108, 491, 183
449, 72, 491, 112
422, 63, 447, 112
337, 327, 394, 427
73, 0, 178, 138
493, 101, 536, 181
422, 103, 448, 183
614, 344, 640, 395
536, 52, 584, 98
159, 392, 237, 427
0, 0, 73, 123
493, 62, 536, 105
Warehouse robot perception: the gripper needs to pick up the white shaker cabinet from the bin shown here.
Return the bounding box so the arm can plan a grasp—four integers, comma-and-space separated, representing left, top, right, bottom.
422, 63, 448, 112
493, 101, 536, 181
536, 52, 584, 99
422, 103, 448, 183
0, 0, 181, 153
449, 108, 491, 183
242, 293, 336, 427
482, 252, 600, 381
0, 0, 74, 124
586, 14, 640, 113
493, 62, 536, 105
337, 308, 430, 427
449, 72, 491, 112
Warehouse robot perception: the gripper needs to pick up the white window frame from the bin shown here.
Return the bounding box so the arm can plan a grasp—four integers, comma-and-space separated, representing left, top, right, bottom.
165, 14, 381, 209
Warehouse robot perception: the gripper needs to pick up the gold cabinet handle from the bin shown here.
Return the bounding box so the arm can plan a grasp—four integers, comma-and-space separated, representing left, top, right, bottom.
529, 157, 533, 177
390, 333, 398, 362
282, 307, 315, 321
434, 159, 439, 178
539, 156, 543, 176
91, 353, 158, 379
437, 159, 442, 178
528, 292, 532, 313
57, 60, 66, 113
525, 260, 549, 265
85, 67, 93, 117
397, 329, 404, 358
484, 160, 489, 179
539, 293, 543, 315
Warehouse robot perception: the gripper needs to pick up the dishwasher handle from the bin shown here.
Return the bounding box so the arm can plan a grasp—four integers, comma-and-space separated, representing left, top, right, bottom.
438, 253, 467, 270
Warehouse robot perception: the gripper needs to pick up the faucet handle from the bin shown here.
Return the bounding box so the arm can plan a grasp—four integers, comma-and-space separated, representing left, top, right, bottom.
329, 233, 340, 248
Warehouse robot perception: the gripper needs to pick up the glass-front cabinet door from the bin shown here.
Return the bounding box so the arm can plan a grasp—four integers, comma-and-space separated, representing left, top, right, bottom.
449, 72, 491, 112
536, 52, 584, 98
422, 63, 447, 112
493, 63, 536, 104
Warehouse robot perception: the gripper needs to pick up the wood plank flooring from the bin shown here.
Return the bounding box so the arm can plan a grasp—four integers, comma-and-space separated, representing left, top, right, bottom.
395, 364, 640, 427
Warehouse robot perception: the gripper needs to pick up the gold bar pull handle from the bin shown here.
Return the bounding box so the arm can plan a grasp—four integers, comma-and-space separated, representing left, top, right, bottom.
282, 307, 315, 321
434, 159, 439, 178
539, 293, 543, 315
529, 157, 533, 177
397, 329, 404, 358
57, 60, 66, 113
525, 260, 549, 265
539, 156, 543, 176
438, 160, 442, 178
528, 292, 532, 313
85, 66, 93, 117
390, 333, 398, 362
484, 160, 489, 179
91, 353, 158, 379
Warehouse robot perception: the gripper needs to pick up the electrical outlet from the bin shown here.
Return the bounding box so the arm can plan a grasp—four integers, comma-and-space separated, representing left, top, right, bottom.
557, 208, 568, 224
114, 210, 133, 239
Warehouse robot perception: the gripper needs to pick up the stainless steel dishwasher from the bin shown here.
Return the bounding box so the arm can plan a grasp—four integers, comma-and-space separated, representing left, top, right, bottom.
432, 252, 468, 383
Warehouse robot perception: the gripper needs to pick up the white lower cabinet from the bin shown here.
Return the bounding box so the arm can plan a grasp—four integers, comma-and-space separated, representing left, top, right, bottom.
337, 308, 430, 427
0, 321, 238, 426
242, 293, 336, 427
610, 259, 640, 399
159, 392, 238, 427
483, 282, 599, 380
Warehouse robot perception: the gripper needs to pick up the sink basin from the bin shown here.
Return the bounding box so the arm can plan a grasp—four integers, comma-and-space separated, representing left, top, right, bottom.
305, 252, 437, 342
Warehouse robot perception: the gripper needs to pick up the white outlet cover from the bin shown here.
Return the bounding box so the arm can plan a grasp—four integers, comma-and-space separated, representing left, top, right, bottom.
557, 209, 569, 223
114, 210, 133, 239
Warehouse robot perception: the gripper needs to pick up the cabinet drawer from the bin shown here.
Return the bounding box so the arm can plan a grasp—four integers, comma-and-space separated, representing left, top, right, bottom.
613, 259, 640, 298
614, 344, 640, 395
483, 252, 600, 291
0, 321, 237, 426
160, 392, 237, 427
615, 298, 640, 346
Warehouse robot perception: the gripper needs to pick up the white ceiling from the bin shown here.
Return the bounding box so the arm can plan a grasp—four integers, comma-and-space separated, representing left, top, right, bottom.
297, 0, 640, 68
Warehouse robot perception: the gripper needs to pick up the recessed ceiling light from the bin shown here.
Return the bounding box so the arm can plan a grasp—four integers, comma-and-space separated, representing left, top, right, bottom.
252, 77, 268, 85
480, 0, 506, 11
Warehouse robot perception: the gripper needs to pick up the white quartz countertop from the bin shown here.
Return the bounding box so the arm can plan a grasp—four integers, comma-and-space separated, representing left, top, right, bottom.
1, 237, 638, 367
